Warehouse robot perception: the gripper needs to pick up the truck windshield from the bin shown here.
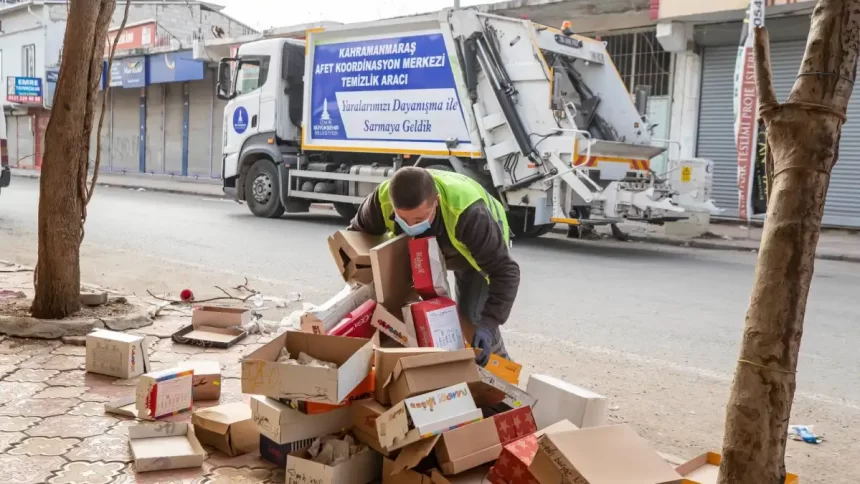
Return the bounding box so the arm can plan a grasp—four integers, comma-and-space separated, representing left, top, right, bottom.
235, 55, 270, 95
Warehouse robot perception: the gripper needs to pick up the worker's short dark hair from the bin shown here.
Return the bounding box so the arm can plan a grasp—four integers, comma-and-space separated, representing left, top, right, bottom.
389, 167, 438, 210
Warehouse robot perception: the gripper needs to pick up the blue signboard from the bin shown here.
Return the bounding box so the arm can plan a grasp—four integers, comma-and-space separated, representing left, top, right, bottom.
119, 56, 147, 88
6, 76, 43, 104
308, 34, 469, 146
233, 106, 249, 134
149, 50, 205, 84
45, 69, 59, 108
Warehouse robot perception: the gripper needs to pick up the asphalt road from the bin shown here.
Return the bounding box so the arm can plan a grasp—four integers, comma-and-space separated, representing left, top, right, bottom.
2, 177, 859, 407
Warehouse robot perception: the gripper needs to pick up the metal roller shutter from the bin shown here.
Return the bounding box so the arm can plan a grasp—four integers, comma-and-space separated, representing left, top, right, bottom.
163, 83, 184, 175
110, 88, 142, 173
145, 84, 165, 173
698, 41, 860, 227
187, 69, 216, 177
89, 91, 111, 171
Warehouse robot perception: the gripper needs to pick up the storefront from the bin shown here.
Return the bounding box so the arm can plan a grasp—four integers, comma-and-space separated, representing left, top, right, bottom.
695, 16, 860, 227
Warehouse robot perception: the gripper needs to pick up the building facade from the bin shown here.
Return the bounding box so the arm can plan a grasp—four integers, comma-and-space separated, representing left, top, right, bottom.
0, 0, 256, 177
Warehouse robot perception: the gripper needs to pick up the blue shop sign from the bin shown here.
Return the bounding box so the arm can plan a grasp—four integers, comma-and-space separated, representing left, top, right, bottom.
45, 69, 59, 108
149, 50, 204, 84
6, 76, 43, 104
119, 56, 148, 87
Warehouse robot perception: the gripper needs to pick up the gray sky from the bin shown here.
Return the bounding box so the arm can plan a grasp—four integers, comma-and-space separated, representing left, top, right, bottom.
216, 0, 496, 31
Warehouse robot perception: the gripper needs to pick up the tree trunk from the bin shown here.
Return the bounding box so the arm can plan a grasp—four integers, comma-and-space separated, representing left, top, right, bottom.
31, 0, 115, 319
719, 1, 860, 483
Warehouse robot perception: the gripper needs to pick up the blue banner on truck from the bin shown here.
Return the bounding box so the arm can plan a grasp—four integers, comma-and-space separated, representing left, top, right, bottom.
308, 33, 471, 148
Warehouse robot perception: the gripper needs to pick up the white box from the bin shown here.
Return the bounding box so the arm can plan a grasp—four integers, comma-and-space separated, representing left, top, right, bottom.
86, 329, 151, 379
526, 374, 608, 429
136, 368, 194, 420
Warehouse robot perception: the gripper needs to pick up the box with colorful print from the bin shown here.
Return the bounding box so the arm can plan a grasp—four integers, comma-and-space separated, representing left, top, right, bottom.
135, 367, 194, 420
404, 298, 465, 351
86, 329, 151, 379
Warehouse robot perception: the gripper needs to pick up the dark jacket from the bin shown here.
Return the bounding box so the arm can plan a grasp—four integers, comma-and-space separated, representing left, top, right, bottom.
349, 188, 520, 327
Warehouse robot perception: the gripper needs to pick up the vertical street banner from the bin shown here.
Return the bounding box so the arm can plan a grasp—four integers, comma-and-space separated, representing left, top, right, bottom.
734, 1, 768, 221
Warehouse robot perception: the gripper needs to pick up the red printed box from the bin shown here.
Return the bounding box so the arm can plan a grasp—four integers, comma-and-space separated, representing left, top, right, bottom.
492, 406, 537, 446
488, 419, 578, 484
328, 299, 377, 339
409, 237, 450, 299
405, 297, 465, 351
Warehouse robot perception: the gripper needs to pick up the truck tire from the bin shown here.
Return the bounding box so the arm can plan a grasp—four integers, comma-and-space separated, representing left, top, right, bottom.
245, 159, 285, 219
334, 203, 358, 221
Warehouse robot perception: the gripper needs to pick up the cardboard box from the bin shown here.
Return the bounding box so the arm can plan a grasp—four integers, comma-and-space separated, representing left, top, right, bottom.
329, 299, 378, 338
242, 331, 373, 404
376, 382, 483, 451
135, 368, 194, 420
191, 402, 258, 457
489, 420, 579, 484
492, 406, 537, 446
129, 422, 206, 472
387, 348, 481, 406
405, 298, 465, 351
279, 370, 375, 414
104, 397, 139, 418
176, 360, 222, 401
478, 367, 538, 411
350, 399, 391, 456
375, 347, 447, 405
329, 230, 385, 285
486, 354, 522, 385
287, 445, 382, 484
382, 457, 449, 484
409, 237, 450, 299
529, 424, 682, 484
85, 329, 151, 379
526, 374, 608, 429
373, 303, 420, 348
675, 452, 799, 484
435, 418, 502, 475
371, 234, 412, 306
250, 395, 351, 445
301, 283, 376, 334
172, 306, 250, 348
259, 433, 315, 467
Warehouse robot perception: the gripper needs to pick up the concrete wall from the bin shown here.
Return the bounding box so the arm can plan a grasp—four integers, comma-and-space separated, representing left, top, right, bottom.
658, 0, 813, 20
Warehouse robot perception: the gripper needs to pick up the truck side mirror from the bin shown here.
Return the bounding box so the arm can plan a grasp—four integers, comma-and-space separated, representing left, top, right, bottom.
216, 59, 234, 101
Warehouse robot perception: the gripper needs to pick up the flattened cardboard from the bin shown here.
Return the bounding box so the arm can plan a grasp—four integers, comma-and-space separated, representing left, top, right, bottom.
172, 306, 250, 348
373, 303, 420, 348
259, 433, 315, 467
491, 406, 537, 446
86, 329, 151, 379
371, 234, 412, 306
104, 397, 139, 418
328, 230, 385, 284
329, 299, 378, 338
375, 347, 447, 405
176, 360, 222, 401
136, 368, 194, 420
191, 402, 258, 457
435, 418, 502, 475
249, 395, 351, 445
485, 354, 522, 385
241, 331, 373, 404
529, 424, 682, 484
301, 283, 376, 334
526, 374, 607, 429
478, 367, 537, 410
387, 349, 481, 406
286, 446, 382, 484
675, 452, 800, 484
488, 419, 579, 484
129, 422, 206, 472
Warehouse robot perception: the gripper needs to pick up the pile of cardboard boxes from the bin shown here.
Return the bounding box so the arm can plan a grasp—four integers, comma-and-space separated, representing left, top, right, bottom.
81, 230, 799, 483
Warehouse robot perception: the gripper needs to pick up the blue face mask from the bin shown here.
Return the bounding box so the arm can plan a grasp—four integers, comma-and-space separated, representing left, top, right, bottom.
395, 213, 432, 236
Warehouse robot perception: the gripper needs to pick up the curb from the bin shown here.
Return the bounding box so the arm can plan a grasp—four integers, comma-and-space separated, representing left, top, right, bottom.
11, 170, 227, 199
551, 227, 860, 263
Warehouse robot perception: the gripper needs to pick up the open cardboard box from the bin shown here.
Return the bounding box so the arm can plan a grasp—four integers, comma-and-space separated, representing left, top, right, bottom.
675, 452, 800, 484
374, 347, 447, 405
373, 302, 420, 348
280, 369, 375, 415
129, 422, 206, 472
286, 441, 382, 484
176, 360, 222, 401
250, 395, 351, 445
172, 306, 250, 348
241, 331, 373, 404
328, 230, 386, 285
191, 402, 258, 457
301, 283, 376, 334
488, 419, 578, 484
529, 424, 683, 484
86, 329, 151, 379
478, 367, 537, 411
386, 348, 481, 406
259, 433, 316, 468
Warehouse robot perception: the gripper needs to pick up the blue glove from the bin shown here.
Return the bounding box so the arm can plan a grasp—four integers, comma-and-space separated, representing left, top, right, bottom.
472, 325, 496, 366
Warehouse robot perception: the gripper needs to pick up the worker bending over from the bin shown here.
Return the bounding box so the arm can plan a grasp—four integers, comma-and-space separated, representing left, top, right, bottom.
349, 166, 520, 365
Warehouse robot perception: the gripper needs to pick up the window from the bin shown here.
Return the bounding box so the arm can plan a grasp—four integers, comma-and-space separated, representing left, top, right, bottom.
22, 44, 35, 77
234, 55, 270, 95
602, 31, 672, 97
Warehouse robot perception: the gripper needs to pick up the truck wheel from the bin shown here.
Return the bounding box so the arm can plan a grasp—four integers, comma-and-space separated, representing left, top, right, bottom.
334, 203, 358, 221
509, 211, 554, 238
245, 159, 285, 219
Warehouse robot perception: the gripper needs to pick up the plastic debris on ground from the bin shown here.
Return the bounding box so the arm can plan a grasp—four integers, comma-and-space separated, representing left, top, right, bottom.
789, 424, 824, 444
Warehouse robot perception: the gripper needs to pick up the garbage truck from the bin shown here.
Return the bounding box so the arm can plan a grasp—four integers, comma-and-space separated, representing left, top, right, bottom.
215, 8, 716, 237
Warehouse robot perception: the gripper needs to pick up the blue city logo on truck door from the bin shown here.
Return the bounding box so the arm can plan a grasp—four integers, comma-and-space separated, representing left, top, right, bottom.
308, 33, 469, 146
233, 106, 249, 134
